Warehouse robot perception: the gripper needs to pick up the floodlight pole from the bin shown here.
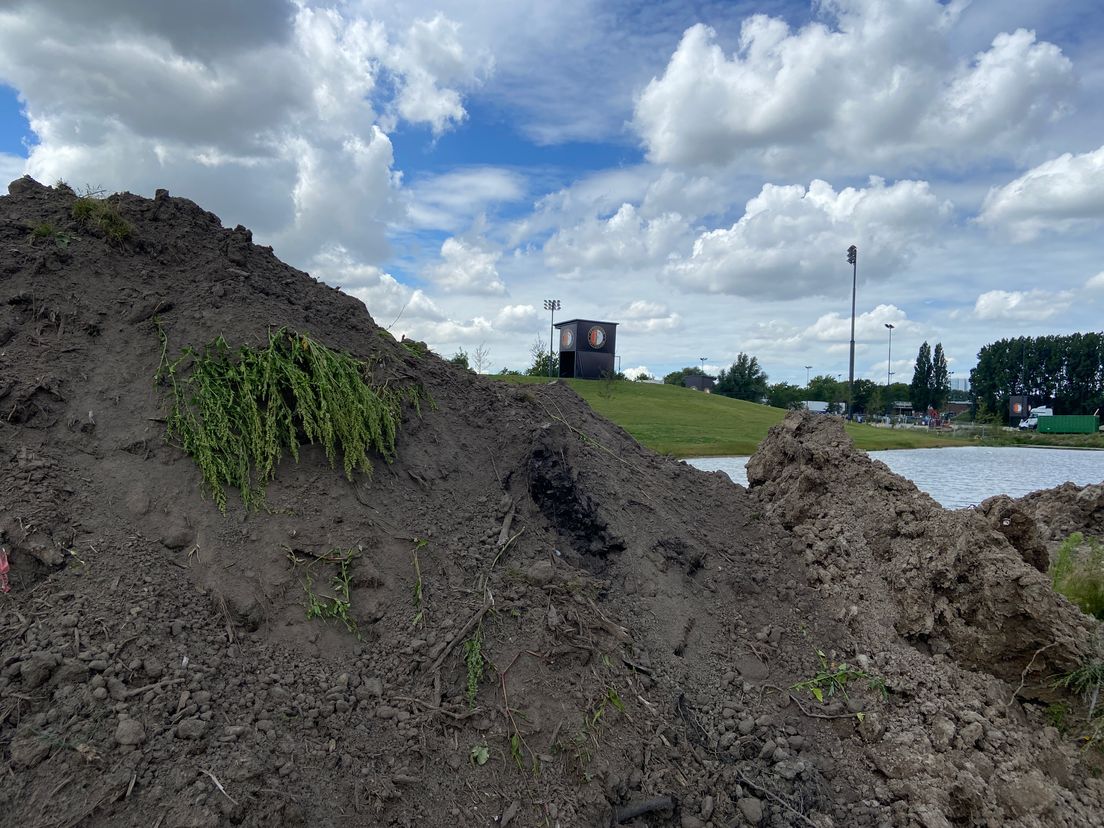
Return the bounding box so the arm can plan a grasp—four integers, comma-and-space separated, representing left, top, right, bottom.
885, 323, 895, 417
543, 299, 560, 380
846, 245, 857, 419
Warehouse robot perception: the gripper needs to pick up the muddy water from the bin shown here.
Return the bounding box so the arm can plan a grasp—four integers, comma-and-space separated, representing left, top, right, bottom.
689, 446, 1104, 509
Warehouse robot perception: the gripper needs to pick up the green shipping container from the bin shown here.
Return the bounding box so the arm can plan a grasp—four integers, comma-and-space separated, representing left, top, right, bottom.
1036, 415, 1101, 434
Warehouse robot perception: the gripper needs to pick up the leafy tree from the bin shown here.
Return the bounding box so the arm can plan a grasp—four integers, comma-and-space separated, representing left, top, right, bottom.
767, 382, 806, 410
910, 342, 933, 412
526, 351, 558, 377
931, 344, 950, 410
526, 335, 558, 377
715, 353, 769, 401
851, 378, 878, 414
448, 349, 470, 369
663, 366, 706, 385
807, 374, 843, 404
497, 366, 521, 376
632, 373, 656, 382
971, 332, 1104, 424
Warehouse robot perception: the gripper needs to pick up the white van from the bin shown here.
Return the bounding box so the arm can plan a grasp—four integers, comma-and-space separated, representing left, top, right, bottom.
1018, 406, 1053, 430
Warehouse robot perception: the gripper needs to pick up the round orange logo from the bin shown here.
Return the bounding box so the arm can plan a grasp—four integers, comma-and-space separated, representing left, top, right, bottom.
587, 326, 606, 349
560, 328, 574, 349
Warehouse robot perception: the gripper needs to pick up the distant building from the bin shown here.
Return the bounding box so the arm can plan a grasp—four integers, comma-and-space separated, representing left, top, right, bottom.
803, 400, 830, 414
949, 377, 971, 392
944, 401, 971, 417
892, 401, 913, 416
684, 375, 715, 392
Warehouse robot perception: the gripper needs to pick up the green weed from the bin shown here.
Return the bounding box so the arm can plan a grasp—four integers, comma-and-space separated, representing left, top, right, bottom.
462, 627, 485, 706
1052, 659, 1104, 722
71, 195, 131, 244
469, 742, 490, 766
401, 339, 426, 358
1045, 702, 1071, 734
561, 686, 626, 776
1050, 533, 1104, 618
30, 222, 70, 249
793, 649, 887, 708
156, 324, 423, 510
299, 548, 359, 635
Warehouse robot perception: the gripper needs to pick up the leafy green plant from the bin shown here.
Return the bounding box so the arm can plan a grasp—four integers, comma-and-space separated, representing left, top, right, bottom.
462, 627, 485, 706
793, 649, 887, 707
30, 222, 71, 249
300, 548, 359, 635
469, 743, 489, 766
1050, 533, 1104, 619
157, 324, 423, 510
71, 194, 131, 243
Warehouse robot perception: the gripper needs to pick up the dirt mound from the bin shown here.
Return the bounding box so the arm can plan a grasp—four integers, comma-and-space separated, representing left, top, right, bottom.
1, 177, 1102, 827
1009, 483, 1104, 544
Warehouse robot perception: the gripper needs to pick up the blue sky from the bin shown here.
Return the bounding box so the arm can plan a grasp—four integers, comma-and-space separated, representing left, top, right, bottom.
2, 0, 1103, 383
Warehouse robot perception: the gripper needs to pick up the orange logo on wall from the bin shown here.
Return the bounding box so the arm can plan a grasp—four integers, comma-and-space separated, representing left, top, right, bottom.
587, 326, 606, 349
1012, 402, 1023, 414
560, 328, 575, 349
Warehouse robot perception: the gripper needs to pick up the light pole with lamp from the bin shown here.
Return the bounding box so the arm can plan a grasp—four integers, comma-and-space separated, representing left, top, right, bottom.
699, 357, 708, 378
804, 365, 812, 386
543, 299, 560, 380
885, 323, 895, 418
846, 245, 858, 419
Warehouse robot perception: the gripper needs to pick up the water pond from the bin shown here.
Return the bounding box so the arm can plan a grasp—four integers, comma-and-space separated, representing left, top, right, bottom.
688, 446, 1104, 509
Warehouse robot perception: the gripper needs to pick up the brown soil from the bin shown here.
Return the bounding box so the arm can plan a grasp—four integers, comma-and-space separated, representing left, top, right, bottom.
1, 177, 1102, 828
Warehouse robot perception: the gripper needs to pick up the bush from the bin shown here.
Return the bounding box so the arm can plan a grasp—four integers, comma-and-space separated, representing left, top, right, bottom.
1050, 532, 1104, 619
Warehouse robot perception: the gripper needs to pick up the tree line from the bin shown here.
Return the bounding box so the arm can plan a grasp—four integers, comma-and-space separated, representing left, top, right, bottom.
970, 333, 1104, 421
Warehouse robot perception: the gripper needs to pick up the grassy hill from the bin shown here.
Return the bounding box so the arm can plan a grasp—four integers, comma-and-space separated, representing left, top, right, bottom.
492, 375, 963, 456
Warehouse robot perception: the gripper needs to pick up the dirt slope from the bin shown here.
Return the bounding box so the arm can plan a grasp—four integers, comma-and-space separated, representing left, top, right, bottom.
1, 178, 1102, 827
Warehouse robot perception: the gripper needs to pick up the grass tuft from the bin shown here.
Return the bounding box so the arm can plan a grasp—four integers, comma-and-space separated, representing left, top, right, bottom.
157, 324, 423, 510
1050, 533, 1104, 619
71, 195, 131, 244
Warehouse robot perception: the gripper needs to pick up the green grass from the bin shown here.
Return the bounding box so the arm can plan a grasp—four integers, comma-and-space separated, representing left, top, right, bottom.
1050, 533, 1104, 619
71, 195, 132, 244
492, 376, 962, 456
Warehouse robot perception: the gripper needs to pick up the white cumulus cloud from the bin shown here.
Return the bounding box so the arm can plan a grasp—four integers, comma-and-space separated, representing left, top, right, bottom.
633, 2, 1074, 170
543, 203, 688, 277
494, 304, 540, 332
973, 289, 1073, 320
425, 237, 507, 295
977, 144, 1104, 240
664, 177, 950, 298
0, 1, 486, 268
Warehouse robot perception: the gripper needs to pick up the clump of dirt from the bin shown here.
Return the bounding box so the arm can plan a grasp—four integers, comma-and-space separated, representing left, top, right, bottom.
1, 176, 1102, 828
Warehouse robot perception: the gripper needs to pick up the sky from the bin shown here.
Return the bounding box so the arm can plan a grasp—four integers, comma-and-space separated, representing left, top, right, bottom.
1, 0, 1102, 384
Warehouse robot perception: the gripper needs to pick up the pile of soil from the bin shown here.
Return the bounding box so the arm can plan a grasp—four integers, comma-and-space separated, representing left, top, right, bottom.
1, 177, 1102, 827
